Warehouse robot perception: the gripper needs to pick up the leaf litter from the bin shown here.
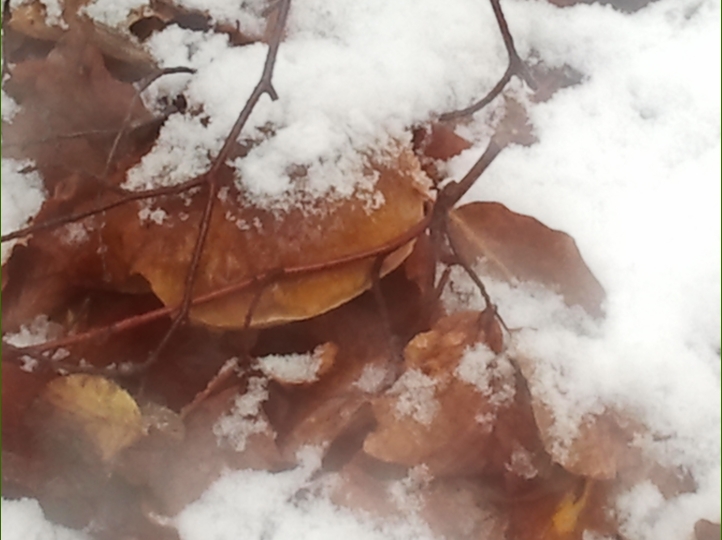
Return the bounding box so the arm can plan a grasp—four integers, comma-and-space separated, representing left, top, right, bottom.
1, 0, 719, 539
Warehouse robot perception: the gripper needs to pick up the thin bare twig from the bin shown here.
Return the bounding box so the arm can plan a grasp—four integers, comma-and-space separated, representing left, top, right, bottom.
141, 0, 292, 373
0, 177, 205, 243
103, 66, 195, 178
440, 0, 536, 121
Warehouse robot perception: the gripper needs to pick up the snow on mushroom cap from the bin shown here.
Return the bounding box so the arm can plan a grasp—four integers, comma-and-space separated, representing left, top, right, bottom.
125, 0, 508, 209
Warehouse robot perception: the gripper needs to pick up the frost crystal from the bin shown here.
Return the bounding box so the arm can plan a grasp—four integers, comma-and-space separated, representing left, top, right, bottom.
389, 369, 439, 426
213, 376, 272, 452
455, 344, 516, 407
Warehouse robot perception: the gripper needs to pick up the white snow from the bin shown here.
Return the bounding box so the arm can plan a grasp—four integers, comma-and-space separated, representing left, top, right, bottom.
354, 364, 388, 393
389, 368, 440, 426
213, 376, 273, 451
2, 0, 720, 538
455, 343, 516, 406
0, 499, 90, 540
2, 88, 19, 122
79, 0, 147, 28
124, 0, 509, 208
257, 349, 322, 383
1, 159, 46, 265
176, 447, 437, 540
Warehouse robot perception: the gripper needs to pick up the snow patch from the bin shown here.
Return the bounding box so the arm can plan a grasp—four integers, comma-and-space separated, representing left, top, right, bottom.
1, 160, 46, 265
1, 498, 89, 540
213, 376, 272, 452
389, 369, 439, 426
257, 349, 321, 383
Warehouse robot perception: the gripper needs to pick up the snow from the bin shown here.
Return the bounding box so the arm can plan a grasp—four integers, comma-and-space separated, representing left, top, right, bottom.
176, 447, 437, 540
0, 499, 90, 540
2, 0, 720, 538
213, 376, 273, 451
2, 89, 19, 122
354, 364, 388, 393
1, 159, 46, 265
257, 349, 322, 383
124, 0, 508, 208
389, 368, 440, 426
455, 343, 516, 406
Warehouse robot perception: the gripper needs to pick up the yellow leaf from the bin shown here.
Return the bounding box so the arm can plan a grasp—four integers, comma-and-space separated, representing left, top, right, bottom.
42, 374, 144, 463
552, 479, 592, 535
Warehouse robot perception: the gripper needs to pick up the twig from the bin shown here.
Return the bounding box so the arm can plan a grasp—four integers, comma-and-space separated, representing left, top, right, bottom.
141, 0, 292, 373
440, 0, 535, 121
9, 206, 431, 373
0, 177, 205, 243
103, 66, 196, 179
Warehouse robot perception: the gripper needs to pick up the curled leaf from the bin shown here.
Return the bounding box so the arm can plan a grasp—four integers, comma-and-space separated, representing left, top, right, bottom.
448, 201, 606, 317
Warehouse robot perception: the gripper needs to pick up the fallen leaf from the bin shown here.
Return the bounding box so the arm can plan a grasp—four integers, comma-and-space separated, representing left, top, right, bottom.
413, 123, 472, 161
7, 0, 157, 72
364, 310, 519, 476
448, 201, 606, 317
508, 478, 619, 540
695, 519, 721, 540
36, 374, 144, 463
3, 34, 154, 186
118, 383, 286, 516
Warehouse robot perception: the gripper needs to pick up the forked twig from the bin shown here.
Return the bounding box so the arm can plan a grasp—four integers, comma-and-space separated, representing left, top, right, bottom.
441, 0, 536, 121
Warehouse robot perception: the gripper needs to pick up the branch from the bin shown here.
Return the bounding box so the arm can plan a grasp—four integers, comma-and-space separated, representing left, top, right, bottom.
7, 210, 432, 374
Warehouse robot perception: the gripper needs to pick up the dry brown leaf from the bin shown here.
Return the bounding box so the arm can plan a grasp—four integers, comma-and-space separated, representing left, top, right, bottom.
515, 355, 641, 480
3, 34, 154, 185
257, 282, 423, 464
508, 478, 618, 540
419, 478, 509, 539
363, 310, 519, 476
1, 362, 54, 453
7, 0, 156, 70
331, 455, 510, 540
36, 374, 144, 463
695, 519, 722, 540
118, 382, 286, 516
413, 123, 472, 161
448, 201, 606, 317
